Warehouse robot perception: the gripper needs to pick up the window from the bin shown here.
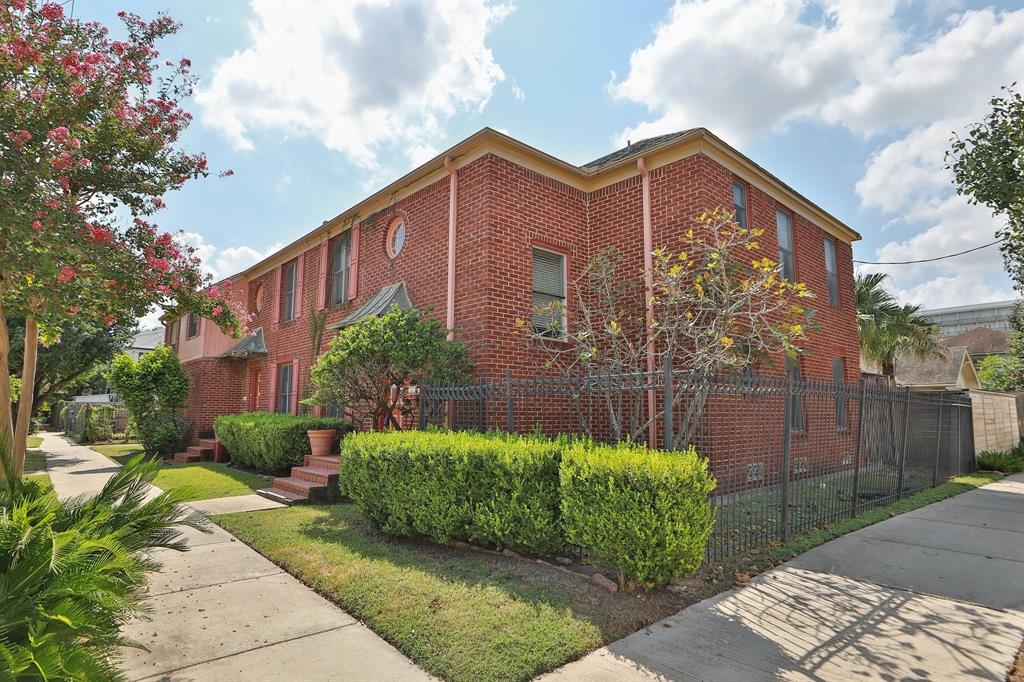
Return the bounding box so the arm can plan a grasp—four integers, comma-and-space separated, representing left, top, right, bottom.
786, 355, 805, 432
167, 319, 180, 346
732, 181, 747, 229
386, 219, 406, 258
776, 209, 795, 281
282, 260, 298, 322
532, 247, 567, 337
833, 357, 848, 429
276, 363, 294, 414
186, 312, 199, 339
330, 232, 351, 306
254, 283, 265, 313
823, 238, 839, 306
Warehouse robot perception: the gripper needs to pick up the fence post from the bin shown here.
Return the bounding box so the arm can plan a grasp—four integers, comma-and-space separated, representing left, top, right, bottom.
478, 383, 486, 432
896, 387, 911, 498
850, 379, 866, 518
780, 374, 793, 543
663, 355, 674, 451
956, 400, 963, 475
932, 395, 944, 487
418, 386, 427, 430
505, 368, 514, 433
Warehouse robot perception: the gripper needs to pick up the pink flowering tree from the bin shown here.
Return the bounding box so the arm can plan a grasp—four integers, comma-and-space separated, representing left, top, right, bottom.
0, 1, 248, 475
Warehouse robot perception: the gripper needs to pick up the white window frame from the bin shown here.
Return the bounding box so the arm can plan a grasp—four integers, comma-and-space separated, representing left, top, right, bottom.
531, 245, 568, 340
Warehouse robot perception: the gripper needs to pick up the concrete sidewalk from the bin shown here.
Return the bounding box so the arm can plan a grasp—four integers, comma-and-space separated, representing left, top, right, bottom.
547, 473, 1024, 681
40, 432, 431, 682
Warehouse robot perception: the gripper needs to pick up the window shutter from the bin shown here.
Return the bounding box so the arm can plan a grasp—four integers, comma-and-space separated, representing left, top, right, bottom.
348, 227, 359, 301
294, 255, 305, 320
532, 249, 565, 297
317, 242, 328, 310
269, 364, 278, 412
272, 266, 282, 324
290, 360, 299, 415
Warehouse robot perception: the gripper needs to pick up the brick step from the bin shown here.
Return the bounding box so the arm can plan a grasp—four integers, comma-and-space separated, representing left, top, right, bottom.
198, 438, 218, 449
187, 445, 214, 460
292, 466, 338, 486
256, 487, 307, 506
199, 437, 229, 462
304, 454, 341, 469
172, 451, 201, 464
272, 475, 337, 503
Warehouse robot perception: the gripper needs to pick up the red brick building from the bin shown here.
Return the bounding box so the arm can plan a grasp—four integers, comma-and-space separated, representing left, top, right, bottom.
166, 127, 861, 443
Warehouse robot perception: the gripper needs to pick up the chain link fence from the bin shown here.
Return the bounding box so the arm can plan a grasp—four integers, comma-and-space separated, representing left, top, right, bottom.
419, 363, 975, 562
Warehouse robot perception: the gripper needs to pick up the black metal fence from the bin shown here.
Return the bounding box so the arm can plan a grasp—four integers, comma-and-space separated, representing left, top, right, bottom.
419, 364, 975, 562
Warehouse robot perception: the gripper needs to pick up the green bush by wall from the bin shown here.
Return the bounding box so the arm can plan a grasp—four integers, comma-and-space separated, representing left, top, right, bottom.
559, 441, 716, 589
340, 430, 717, 587
215, 412, 353, 473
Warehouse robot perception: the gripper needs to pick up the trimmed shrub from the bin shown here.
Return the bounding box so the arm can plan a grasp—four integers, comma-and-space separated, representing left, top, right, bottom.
138, 413, 191, 457
977, 449, 1024, 474
560, 441, 716, 589
215, 412, 354, 473
341, 430, 564, 553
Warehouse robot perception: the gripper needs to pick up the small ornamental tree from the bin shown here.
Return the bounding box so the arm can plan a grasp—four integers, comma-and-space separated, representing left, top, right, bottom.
0, 2, 248, 475
308, 306, 472, 430
524, 207, 815, 446
108, 345, 189, 456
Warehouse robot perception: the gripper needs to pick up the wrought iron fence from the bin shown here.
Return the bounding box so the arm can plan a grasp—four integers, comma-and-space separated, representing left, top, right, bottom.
419, 362, 975, 562
62, 401, 131, 441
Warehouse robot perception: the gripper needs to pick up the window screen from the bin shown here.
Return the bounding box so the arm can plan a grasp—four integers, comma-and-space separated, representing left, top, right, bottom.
824, 238, 839, 306
276, 363, 293, 414
532, 248, 566, 337
331, 233, 351, 306
732, 182, 747, 229
776, 210, 795, 281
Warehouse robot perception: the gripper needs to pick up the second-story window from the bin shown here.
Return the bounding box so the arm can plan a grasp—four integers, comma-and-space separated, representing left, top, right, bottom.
168, 319, 180, 346
732, 181, 747, 229
532, 247, 567, 338
776, 209, 795, 281
330, 232, 351, 306
823, 238, 839, 306
282, 260, 298, 322
186, 312, 199, 339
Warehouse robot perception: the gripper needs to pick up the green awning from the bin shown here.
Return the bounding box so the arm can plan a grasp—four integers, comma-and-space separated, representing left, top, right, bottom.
221, 327, 268, 358
328, 282, 413, 330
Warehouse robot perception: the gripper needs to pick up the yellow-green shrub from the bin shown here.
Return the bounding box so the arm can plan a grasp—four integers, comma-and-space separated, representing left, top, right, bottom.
559, 441, 716, 588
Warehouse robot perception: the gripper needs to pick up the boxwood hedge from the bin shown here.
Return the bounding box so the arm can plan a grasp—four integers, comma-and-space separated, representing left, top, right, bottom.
214, 412, 353, 473
340, 430, 717, 587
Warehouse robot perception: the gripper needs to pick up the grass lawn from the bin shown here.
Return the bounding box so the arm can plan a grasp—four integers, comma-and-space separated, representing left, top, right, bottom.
217, 471, 1002, 682
26, 435, 42, 449
90, 444, 271, 502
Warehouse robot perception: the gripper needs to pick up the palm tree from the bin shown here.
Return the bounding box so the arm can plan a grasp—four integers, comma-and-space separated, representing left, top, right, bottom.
855, 273, 944, 379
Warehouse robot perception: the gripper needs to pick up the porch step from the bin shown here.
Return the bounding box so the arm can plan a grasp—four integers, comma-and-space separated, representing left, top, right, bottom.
292, 466, 338, 486
199, 437, 229, 463
255, 487, 307, 506
268, 476, 335, 503
187, 445, 214, 460
172, 451, 201, 464
304, 454, 341, 470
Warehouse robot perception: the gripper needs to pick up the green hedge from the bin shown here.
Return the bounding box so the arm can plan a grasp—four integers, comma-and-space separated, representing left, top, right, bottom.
341, 430, 564, 553
214, 412, 354, 473
340, 430, 716, 587
560, 441, 716, 588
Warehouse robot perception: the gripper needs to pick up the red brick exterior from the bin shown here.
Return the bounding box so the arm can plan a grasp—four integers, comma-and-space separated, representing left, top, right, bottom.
173, 137, 860, 449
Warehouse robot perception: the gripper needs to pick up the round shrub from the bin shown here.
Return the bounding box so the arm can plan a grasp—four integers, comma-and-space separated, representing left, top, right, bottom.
214, 412, 353, 473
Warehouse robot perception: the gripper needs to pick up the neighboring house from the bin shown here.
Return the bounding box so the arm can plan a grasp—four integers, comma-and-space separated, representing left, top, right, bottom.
920, 300, 1016, 337
894, 346, 981, 391
940, 326, 1012, 361
164, 127, 862, 441
127, 327, 163, 360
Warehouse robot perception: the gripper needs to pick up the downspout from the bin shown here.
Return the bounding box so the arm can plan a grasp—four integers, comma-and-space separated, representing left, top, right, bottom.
638, 158, 657, 447
444, 155, 458, 339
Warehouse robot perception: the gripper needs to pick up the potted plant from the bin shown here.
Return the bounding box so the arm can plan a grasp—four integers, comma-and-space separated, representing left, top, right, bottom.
307, 427, 337, 457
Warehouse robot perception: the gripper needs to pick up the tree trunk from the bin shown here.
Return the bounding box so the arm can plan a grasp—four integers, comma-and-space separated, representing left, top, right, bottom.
0, 286, 15, 473
12, 317, 39, 477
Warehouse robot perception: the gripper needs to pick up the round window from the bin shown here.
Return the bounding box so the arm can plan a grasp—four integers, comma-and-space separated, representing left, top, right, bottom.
254, 283, 265, 313
387, 219, 406, 259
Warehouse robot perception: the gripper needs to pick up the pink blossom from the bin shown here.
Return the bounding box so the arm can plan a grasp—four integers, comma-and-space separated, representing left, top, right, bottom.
29, 87, 44, 100
211, 305, 223, 317
40, 3, 63, 20
68, 305, 81, 315
57, 266, 75, 282
70, 83, 85, 96
147, 256, 170, 273
88, 225, 112, 243
103, 313, 117, 326
31, 220, 42, 231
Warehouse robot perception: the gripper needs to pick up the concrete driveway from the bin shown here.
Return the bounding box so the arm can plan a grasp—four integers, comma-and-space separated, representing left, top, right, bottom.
40, 432, 432, 682
546, 473, 1024, 681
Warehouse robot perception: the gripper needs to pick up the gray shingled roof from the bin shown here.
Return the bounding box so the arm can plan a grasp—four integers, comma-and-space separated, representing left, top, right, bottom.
221, 327, 267, 358
328, 282, 413, 330
895, 346, 970, 387
132, 327, 164, 351
581, 130, 697, 171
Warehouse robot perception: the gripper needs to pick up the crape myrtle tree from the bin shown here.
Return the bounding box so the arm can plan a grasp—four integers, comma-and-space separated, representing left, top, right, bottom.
526, 207, 815, 447
0, 1, 247, 476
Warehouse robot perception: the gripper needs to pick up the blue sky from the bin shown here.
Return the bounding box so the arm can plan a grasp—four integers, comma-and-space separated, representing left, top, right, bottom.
75, 0, 1024, 317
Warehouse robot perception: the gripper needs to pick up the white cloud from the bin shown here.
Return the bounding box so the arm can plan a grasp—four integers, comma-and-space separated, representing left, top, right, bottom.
614, 1, 1024, 307
197, 1, 510, 169
177, 232, 282, 280
511, 83, 525, 101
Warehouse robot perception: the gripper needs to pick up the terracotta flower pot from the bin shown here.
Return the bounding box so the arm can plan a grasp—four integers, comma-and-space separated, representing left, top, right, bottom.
307, 429, 337, 457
